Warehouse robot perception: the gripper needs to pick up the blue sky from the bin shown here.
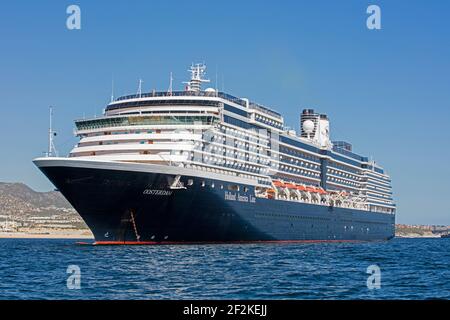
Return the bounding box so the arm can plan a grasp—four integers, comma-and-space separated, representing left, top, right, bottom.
0, 1, 449, 225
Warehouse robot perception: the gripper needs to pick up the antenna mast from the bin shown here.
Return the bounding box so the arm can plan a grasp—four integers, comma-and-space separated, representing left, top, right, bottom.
168, 72, 173, 96
215, 65, 219, 96
47, 106, 58, 157
110, 76, 115, 102
137, 79, 143, 98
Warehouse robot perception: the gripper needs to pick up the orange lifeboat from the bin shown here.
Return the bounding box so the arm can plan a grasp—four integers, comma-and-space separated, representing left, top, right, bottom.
285, 182, 297, 189
305, 186, 317, 193
316, 188, 327, 195
296, 185, 307, 191
273, 180, 285, 188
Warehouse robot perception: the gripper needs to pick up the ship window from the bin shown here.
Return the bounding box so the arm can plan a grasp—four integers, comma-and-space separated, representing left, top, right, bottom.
228, 184, 240, 192
187, 179, 193, 186
201, 181, 206, 187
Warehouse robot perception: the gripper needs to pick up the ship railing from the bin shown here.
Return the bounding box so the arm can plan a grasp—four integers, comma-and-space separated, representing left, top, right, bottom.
115, 91, 248, 108
113, 91, 284, 121
332, 146, 369, 162
248, 102, 283, 120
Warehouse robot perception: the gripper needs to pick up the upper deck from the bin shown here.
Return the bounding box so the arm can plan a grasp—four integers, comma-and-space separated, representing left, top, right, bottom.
68, 74, 394, 212
87, 89, 381, 175
107, 90, 283, 121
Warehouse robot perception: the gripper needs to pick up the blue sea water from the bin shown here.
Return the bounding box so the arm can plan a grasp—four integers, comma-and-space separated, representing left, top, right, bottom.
0, 238, 449, 300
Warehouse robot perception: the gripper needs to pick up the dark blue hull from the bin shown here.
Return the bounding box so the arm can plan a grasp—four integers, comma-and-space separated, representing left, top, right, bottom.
37, 164, 395, 243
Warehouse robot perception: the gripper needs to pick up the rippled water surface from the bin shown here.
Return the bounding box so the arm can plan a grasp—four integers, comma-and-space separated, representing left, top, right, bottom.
0, 238, 449, 299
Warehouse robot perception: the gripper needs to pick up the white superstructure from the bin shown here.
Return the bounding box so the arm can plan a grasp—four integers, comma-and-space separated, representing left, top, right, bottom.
67, 64, 395, 214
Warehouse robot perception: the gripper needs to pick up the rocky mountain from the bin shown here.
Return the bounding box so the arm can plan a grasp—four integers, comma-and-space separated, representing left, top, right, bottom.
0, 182, 88, 231
0, 182, 77, 218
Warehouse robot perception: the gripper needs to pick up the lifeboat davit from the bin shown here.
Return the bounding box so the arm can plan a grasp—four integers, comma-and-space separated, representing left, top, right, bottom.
266, 188, 276, 199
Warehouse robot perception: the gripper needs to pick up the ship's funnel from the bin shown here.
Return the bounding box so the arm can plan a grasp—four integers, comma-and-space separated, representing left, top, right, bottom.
300, 109, 331, 149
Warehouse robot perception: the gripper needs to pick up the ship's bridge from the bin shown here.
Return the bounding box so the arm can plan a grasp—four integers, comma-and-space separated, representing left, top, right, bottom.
106, 91, 282, 120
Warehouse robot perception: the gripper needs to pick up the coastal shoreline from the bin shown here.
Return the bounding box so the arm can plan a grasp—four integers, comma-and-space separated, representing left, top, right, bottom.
0, 232, 443, 240
0, 230, 93, 239
395, 235, 441, 239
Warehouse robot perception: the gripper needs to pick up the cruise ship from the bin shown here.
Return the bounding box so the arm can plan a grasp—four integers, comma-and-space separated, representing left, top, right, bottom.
34, 64, 395, 244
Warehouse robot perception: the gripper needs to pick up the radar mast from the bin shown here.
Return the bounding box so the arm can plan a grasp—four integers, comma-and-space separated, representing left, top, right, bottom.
46, 106, 58, 157
184, 63, 210, 92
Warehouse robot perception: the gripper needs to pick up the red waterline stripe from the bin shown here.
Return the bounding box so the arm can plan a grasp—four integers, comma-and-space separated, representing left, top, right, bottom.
91, 239, 366, 246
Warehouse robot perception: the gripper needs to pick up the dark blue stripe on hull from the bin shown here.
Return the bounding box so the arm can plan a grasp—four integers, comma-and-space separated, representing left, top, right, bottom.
38, 166, 395, 243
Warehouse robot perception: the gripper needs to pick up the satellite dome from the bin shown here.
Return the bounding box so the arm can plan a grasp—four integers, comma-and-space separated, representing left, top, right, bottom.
303, 120, 315, 134
204, 88, 216, 93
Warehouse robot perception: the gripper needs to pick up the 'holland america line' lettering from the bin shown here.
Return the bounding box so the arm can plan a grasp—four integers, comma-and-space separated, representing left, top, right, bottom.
225, 191, 256, 203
